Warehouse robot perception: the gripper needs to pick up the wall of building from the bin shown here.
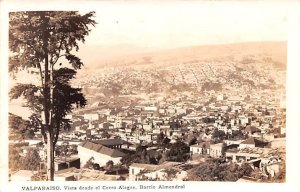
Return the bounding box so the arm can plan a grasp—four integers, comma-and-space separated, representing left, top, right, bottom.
77, 146, 122, 167
209, 144, 223, 158
129, 166, 144, 181
239, 143, 255, 149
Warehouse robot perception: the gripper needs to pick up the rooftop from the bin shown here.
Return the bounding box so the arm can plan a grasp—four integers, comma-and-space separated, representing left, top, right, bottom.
227, 147, 274, 156
210, 143, 223, 147
241, 137, 267, 145
190, 142, 210, 148
93, 138, 129, 146
245, 126, 261, 133
79, 141, 125, 157
237, 176, 260, 183
11, 170, 35, 177
55, 157, 80, 164
130, 161, 182, 171
55, 167, 79, 175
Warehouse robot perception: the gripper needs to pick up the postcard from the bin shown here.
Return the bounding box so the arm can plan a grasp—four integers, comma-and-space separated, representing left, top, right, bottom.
1, 1, 300, 192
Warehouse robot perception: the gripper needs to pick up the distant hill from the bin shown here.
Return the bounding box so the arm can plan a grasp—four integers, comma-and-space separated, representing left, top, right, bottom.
77, 41, 286, 70
72, 41, 286, 99
77, 44, 163, 69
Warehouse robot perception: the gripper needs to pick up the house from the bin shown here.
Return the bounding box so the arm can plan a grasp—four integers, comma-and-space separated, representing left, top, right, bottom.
190, 142, 210, 155
97, 108, 111, 116
72, 120, 87, 131
236, 176, 259, 182
209, 143, 224, 158
220, 105, 229, 111
54, 157, 80, 171
239, 137, 268, 149
199, 132, 212, 141
238, 116, 250, 126
138, 134, 152, 143
100, 122, 114, 130
166, 108, 176, 114
78, 141, 125, 167
144, 106, 158, 111
216, 124, 232, 134
244, 126, 261, 137
129, 161, 182, 181
158, 108, 166, 114
84, 113, 99, 121
126, 135, 140, 144
94, 138, 129, 149
224, 139, 243, 146
143, 123, 152, 131
77, 169, 121, 181
225, 147, 272, 163
10, 170, 35, 181
269, 138, 285, 149
176, 107, 186, 114
217, 94, 224, 101
260, 161, 282, 178
54, 167, 78, 181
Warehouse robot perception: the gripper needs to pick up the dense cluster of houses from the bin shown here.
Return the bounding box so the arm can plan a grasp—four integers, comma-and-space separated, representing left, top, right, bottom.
9, 85, 286, 181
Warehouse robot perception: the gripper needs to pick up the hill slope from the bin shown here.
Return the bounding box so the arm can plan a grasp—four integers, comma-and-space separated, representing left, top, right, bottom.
78, 41, 286, 69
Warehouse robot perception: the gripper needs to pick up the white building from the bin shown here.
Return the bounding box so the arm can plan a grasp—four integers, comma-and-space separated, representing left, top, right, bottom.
129, 161, 182, 181
190, 142, 210, 155
144, 106, 158, 111
10, 170, 35, 181
84, 113, 99, 121
224, 139, 243, 146
77, 141, 125, 167
209, 143, 224, 158
217, 94, 224, 101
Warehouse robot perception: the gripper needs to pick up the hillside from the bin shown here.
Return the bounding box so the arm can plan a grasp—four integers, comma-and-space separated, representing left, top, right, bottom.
78, 41, 286, 70
73, 41, 286, 100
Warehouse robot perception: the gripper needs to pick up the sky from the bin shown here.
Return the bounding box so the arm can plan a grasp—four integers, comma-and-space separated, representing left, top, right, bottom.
2, 1, 288, 49
78, 1, 288, 48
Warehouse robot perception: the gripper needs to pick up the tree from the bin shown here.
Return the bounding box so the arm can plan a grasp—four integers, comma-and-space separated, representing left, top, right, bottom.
22, 148, 42, 171
231, 130, 247, 140
62, 141, 70, 161
156, 132, 170, 149
120, 153, 139, 167
120, 145, 160, 166
9, 11, 96, 180
83, 157, 94, 169
165, 141, 190, 162
106, 160, 114, 171
212, 129, 226, 143
25, 129, 35, 139
93, 163, 101, 170
9, 113, 30, 140
101, 131, 111, 139
188, 137, 197, 146
237, 163, 253, 178
157, 132, 165, 144
9, 145, 21, 171
9, 113, 35, 139
69, 144, 78, 155
188, 159, 253, 181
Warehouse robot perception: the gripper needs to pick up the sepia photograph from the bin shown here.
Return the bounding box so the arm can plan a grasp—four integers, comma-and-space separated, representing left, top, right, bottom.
2, 1, 300, 191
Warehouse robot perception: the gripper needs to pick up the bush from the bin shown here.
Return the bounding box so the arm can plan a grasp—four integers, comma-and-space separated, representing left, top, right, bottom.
188, 160, 253, 181
93, 163, 101, 170
21, 148, 41, 171
9, 146, 22, 171
83, 157, 94, 169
